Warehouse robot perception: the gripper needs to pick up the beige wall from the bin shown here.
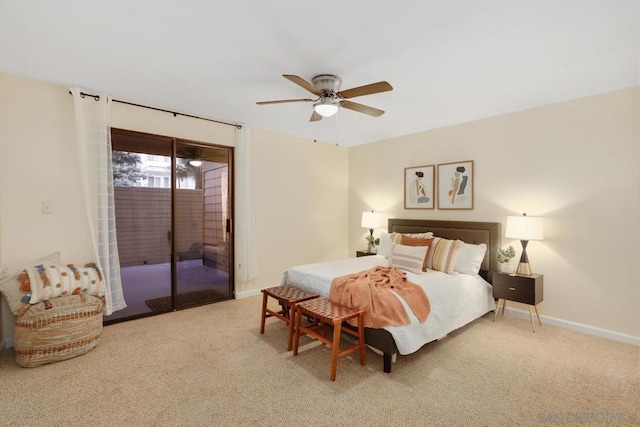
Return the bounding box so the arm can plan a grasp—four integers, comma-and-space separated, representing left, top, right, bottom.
0, 73, 349, 345
0, 74, 96, 345
245, 128, 349, 294
349, 87, 640, 339
1, 72, 637, 346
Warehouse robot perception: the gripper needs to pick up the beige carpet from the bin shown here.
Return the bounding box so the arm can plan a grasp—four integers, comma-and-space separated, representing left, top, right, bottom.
1, 295, 638, 426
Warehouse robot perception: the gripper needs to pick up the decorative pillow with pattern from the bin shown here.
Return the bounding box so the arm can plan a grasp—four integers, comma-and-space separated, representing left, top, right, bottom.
26, 264, 105, 304
389, 243, 428, 274
424, 237, 463, 274
0, 252, 61, 314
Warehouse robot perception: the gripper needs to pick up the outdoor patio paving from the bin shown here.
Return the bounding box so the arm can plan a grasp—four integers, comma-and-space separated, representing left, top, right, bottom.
105, 259, 230, 321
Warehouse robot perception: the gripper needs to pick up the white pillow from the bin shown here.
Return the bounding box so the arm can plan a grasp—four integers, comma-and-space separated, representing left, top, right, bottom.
389, 243, 428, 275
454, 242, 487, 275
378, 232, 394, 258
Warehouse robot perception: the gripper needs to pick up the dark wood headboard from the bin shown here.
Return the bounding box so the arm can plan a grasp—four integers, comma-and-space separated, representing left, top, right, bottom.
388, 218, 501, 282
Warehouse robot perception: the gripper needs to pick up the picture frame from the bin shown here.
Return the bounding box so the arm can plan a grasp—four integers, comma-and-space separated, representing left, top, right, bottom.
404, 165, 435, 209
437, 160, 474, 210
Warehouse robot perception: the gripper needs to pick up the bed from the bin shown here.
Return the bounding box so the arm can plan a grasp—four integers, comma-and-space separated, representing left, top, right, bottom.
281, 218, 501, 373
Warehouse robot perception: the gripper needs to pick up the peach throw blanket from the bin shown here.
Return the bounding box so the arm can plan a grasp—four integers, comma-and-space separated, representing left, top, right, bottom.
329, 266, 430, 328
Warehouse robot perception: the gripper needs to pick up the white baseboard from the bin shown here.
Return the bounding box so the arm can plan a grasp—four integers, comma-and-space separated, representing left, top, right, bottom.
504, 307, 639, 346
1, 337, 13, 349
235, 289, 262, 299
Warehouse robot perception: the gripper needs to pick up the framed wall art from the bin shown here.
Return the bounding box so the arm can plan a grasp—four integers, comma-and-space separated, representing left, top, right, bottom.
404, 165, 435, 209
437, 160, 474, 210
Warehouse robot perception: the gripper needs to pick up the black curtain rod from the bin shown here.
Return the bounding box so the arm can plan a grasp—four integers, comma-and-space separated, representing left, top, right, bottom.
70, 91, 242, 129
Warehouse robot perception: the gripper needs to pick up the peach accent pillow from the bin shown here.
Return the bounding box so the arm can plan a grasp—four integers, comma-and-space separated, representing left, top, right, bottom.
392, 232, 433, 244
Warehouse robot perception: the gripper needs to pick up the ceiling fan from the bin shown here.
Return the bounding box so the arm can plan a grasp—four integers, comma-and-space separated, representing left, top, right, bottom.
257, 74, 393, 122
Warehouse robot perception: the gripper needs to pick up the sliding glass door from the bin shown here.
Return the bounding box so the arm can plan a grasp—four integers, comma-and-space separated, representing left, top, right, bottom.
105, 129, 233, 323
174, 142, 233, 308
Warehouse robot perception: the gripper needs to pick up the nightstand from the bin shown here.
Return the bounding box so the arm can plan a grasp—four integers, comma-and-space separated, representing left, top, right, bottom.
492, 272, 543, 332
356, 250, 375, 257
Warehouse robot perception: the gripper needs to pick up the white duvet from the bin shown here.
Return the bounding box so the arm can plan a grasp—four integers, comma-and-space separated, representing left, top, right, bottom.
281, 255, 496, 355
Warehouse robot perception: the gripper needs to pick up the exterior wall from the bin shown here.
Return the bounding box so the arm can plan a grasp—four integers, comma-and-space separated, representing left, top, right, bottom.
348, 87, 640, 340
203, 165, 229, 272
114, 187, 204, 267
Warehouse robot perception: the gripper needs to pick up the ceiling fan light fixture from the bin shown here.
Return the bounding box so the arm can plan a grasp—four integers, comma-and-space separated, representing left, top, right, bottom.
189, 160, 202, 167
313, 99, 339, 117
257, 74, 392, 121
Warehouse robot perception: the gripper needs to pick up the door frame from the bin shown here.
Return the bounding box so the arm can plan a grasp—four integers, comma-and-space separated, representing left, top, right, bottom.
172, 138, 235, 306
108, 128, 234, 321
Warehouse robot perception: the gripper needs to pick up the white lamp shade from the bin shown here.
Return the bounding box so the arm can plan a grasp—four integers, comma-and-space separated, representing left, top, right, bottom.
314, 103, 339, 117
505, 215, 544, 241
361, 211, 384, 229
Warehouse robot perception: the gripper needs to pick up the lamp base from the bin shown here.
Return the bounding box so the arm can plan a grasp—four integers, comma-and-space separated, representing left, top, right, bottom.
516, 262, 532, 276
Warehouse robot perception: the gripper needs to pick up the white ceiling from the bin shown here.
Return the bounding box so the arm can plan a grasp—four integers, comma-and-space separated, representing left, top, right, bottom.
1, 1, 638, 147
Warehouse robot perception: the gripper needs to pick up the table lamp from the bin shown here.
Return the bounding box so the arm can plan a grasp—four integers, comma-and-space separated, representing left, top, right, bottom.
505, 213, 544, 275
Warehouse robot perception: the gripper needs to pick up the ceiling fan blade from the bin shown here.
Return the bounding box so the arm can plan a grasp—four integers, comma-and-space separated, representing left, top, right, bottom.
309, 110, 323, 122
340, 100, 385, 117
283, 74, 322, 96
256, 98, 313, 105
337, 81, 393, 99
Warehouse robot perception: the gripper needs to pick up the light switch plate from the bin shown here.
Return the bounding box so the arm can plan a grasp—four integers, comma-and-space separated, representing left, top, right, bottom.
42, 201, 53, 214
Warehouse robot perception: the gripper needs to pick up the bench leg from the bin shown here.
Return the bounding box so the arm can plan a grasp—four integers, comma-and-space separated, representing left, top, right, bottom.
286, 303, 295, 351
259, 292, 268, 334
330, 320, 342, 381
292, 305, 302, 356
358, 311, 366, 366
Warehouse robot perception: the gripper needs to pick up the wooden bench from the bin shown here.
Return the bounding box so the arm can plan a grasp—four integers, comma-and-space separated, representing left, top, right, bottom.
293, 296, 366, 381
260, 285, 319, 351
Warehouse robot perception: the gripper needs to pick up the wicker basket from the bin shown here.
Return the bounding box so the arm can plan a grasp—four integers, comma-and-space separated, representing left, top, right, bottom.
14, 294, 104, 368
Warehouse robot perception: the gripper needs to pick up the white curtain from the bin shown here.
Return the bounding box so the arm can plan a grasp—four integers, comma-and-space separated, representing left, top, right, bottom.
234, 124, 259, 282
71, 88, 126, 315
